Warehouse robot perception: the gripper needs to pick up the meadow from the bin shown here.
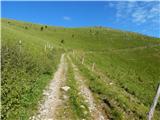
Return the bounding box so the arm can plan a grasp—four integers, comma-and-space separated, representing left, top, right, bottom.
1, 18, 160, 119
1, 19, 63, 119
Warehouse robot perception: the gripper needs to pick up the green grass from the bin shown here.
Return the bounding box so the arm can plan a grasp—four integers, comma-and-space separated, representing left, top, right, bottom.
2, 18, 160, 51
71, 55, 160, 119
1, 18, 160, 119
75, 46, 160, 107
1, 19, 63, 120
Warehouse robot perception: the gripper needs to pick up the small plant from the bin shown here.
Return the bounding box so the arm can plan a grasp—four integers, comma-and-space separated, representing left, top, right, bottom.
61, 39, 64, 44
45, 25, 47, 28
25, 26, 28, 29
40, 26, 44, 31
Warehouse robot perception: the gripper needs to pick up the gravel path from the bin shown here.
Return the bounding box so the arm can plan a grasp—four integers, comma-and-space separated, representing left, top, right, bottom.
31, 53, 67, 120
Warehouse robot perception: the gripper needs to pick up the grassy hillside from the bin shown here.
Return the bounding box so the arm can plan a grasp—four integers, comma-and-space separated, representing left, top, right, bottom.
1, 19, 63, 119
1, 18, 160, 120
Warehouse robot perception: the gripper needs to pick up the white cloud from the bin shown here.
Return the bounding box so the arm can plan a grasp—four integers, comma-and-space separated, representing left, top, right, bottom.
132, 9, 147, 24
113, 1, 160, 25
63, 16, 71, 21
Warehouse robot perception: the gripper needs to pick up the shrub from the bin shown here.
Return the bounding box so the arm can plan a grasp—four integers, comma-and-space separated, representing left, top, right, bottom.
61, 39, 64, 44
25, 26, 28, 29
1, 43, 58, 120
40, 26, 44, 31
1, 44, 40, 119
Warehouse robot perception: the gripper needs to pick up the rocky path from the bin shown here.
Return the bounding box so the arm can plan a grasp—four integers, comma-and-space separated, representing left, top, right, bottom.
31, 54, 109, 120
31, 54, 67, 120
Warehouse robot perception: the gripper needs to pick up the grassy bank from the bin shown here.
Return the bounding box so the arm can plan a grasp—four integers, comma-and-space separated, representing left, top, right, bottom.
71, 53, 160, 119
2, 18, 160, 119
1, 19, 63, 119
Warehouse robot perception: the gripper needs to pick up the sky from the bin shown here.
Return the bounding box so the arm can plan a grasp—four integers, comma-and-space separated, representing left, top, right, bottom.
1, 1, 160, 38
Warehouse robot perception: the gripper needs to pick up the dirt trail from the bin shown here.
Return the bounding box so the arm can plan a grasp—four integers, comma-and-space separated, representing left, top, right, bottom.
86, 44, 160, 54
113, 44, 160, 52
31, 54, 67, 120
69, 57, 108, 120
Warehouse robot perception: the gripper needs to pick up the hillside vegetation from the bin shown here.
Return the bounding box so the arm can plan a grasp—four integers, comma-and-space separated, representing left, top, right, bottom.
1, 18, 160, 120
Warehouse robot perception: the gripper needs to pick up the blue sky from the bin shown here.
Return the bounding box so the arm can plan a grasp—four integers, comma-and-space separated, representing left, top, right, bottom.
1, 1, 160, 38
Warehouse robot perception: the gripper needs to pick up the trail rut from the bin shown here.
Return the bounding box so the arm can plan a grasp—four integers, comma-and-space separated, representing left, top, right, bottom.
31, 54, 67, 120
70, 58, 108, 120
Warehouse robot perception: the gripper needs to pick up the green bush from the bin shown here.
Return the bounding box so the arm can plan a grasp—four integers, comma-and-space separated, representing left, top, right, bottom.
1, 43, 60, 120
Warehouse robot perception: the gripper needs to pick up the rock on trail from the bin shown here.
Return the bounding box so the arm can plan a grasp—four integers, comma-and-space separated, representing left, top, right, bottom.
31, 54, 67, 120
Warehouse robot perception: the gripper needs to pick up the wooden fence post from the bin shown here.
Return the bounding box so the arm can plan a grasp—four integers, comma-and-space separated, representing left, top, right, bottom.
19, 40, 22, 52
92, 63, 95, 71
148, 84, 160, 120
82, 57, 84, 64
44, 44, 46, 52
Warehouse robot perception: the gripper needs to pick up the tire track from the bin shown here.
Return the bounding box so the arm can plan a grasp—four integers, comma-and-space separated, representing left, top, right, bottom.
69, 57, 108, 120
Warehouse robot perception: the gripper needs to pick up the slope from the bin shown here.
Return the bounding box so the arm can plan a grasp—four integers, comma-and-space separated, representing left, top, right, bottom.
1, 18, 160, 120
